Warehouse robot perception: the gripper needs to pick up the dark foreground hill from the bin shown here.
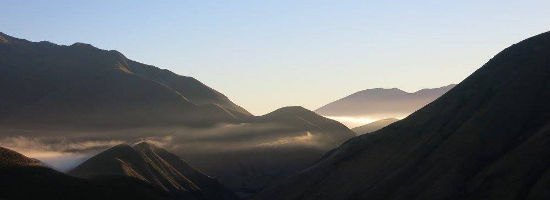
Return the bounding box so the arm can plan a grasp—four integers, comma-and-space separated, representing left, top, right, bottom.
69, 142, 238, 200
0, 146, 172, 200
256, 32, 550, 200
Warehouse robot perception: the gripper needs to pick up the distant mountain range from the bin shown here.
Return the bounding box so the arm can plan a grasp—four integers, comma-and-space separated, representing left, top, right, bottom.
351, 118, 399, 134
256, 32, 550, 200
0, 146, 172, 200
69, 142, 237, 200
0, 32, 355, 197
315, 84, 455, 127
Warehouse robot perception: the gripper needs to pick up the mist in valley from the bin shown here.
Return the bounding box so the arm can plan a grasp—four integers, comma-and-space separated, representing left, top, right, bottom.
0, 122, 331, 172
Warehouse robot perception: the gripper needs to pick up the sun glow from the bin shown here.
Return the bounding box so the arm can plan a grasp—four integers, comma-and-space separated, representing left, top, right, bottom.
324, 116, 378, 127
324, 116, 405, 128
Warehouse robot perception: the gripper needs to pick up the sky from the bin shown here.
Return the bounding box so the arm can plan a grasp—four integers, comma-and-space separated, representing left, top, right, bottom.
1, 0, 549, 115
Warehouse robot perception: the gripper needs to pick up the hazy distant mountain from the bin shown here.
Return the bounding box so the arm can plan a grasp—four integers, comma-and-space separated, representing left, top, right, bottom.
256, 32, 550, 200
315, 84, 455, 123
351, 118, 399, 134
69, 142, 237, 200
0, 32, 250, 129
0, 146, 172, 200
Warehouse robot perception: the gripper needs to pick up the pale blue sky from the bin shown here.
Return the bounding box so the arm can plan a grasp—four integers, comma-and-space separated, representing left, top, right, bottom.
2, 0, 549, 115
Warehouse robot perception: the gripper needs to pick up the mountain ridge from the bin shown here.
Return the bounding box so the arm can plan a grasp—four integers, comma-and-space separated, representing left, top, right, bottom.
0, 146, 173, 200
69, 142, 238, 200
315, 84, 456, 119
0, 31, 249, 129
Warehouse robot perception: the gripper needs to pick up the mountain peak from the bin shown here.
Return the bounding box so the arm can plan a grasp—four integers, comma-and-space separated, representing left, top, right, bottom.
133, 141, 160, 152
314, 84, 455, 117
356, 87, 407, 95
272, 106, 309, 113
70, 143, 238, 200
262, 106, 317, 119
70, 42, 97, 49
0, 146, 174, 199
109, 143, 134, 151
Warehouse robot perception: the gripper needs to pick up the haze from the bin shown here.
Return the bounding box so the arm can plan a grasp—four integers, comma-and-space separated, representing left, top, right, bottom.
1, 0, 549, 115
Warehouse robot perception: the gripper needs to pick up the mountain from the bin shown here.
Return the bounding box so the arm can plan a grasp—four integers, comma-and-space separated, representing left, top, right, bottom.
255, 32, 550, 200
351, 118, 399, 134
69, 142, 238, 200
0, 32, 250, 129
315, 84, 455, 126
0, 33, 356, 198
178, 106, 356, 197
258, 106, 355, 146
0, 146, 172, 200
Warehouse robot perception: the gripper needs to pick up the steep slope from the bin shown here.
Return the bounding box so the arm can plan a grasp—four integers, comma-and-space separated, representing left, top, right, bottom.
69, 142, 238, 200
0, 32, 249, 129
124, 60, 251, 116
256, 32, 550, 200
315, 84, 455, 120
0, 146, 172, 200
351, 118, 399, 134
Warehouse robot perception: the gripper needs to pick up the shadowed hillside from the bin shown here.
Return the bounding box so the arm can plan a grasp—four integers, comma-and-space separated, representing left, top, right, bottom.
69, 142, 238, 200
0, 146, 172, 200
0, 32, 249, 129
256, 32, 550, 200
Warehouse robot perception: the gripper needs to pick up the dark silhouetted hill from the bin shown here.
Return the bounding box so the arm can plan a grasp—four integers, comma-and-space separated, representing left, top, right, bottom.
0, 146, 172, 200
69, 142, 238, 200
256, 32, 550, 200
258, 106, 356, 146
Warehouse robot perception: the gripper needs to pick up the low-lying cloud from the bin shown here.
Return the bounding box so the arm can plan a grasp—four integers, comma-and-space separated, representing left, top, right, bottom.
0, 136, 123, 171
0, 122, 335, 172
